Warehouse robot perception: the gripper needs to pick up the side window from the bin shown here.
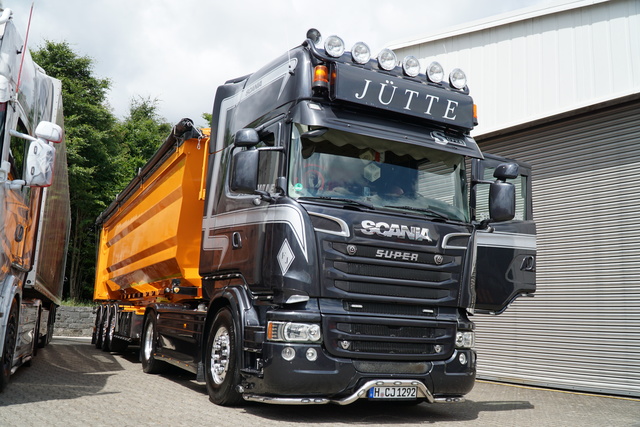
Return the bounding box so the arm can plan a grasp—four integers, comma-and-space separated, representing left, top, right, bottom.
475, 165, 530, 221
256, 123, 281, 192
9, 120, 29, 180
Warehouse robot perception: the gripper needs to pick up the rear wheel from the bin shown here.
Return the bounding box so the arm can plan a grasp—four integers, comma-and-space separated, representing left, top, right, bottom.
0, 299, 19, 392
205, 308, 243, 406
94, 305, 105, 349
141, 313, 167, 374
102, 305, 114, 352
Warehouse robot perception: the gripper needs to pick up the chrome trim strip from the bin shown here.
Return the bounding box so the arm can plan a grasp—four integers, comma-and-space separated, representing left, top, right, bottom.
308, 212, 350, 237
442, 232, 471, 250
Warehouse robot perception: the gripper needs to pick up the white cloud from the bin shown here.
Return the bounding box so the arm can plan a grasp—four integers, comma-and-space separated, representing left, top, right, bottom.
6, 0, 555, 126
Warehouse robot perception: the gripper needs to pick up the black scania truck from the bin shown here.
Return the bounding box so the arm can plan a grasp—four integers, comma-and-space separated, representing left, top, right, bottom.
200, 29, 535, 405
98, 29, 536, 406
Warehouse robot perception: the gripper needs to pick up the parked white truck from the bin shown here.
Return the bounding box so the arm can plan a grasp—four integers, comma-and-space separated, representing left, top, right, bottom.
0, 6, 71, 392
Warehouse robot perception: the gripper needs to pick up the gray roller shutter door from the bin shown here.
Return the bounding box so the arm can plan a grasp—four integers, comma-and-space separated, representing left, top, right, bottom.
472, 99, 640, 397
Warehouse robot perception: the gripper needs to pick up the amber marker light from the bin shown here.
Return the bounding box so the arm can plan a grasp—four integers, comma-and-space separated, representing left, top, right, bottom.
313, 65, 330, 90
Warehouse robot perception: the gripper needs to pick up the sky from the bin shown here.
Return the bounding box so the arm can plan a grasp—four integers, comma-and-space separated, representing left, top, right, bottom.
6, 0, 561, 127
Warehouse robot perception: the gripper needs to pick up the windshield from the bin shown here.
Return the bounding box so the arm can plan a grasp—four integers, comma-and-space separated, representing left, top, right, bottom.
288, 124, 469, 222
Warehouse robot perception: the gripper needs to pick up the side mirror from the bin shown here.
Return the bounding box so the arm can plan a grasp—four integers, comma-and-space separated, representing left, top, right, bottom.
493, 162, 518, 180
230, 149, 259, 193
489, 181, 515, 222
24, 138, 55, 187
234, 128, 260, 148
35, 121, 63, 143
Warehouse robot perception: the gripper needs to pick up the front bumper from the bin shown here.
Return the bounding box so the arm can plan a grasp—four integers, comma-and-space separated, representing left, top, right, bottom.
239, 342, 476, 405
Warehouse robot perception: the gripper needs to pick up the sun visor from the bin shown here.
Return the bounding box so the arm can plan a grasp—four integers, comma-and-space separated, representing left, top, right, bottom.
291, 101, 483, 159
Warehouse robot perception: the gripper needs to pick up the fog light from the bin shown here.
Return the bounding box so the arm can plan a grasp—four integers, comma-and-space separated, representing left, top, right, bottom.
282, 346, 296, 361
434, 344, 443, 353
459, 353, 467, 365
306, 348, 318, 361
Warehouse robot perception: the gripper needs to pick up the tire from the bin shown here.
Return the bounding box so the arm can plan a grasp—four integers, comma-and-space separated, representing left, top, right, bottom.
31, 306, 42, 358
102, 305, 114, 352
205, 308, 243, 406
0, 299, 19, 392
141, 313, 167, 374
94, 305, 105, 349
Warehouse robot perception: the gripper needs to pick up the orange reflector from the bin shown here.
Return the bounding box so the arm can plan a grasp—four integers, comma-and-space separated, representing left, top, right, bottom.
473, 104, 477, 120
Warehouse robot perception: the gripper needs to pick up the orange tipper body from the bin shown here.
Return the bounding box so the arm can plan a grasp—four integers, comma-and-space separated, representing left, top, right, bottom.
94, 124, 209, 306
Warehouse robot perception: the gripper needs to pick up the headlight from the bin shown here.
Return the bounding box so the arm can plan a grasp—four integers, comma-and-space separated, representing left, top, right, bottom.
268, 321, 322, 343
402, 55, 421, 77
426, 61, 444, 83
377, 48, 397, 71
455, 331, 475, 349
449, 68, 467, 89
351, 42, 371, 64
324, 35, 345, 58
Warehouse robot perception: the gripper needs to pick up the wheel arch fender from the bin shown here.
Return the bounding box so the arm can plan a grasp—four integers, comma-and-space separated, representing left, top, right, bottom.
202, 285, 259, 371
0, 275, 22, 352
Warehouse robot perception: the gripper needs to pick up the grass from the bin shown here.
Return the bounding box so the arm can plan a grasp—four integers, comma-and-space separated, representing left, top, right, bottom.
60, 298, 96, 307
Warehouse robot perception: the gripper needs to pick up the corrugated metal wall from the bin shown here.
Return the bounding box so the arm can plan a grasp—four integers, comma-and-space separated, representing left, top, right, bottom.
473, 99, 640, 397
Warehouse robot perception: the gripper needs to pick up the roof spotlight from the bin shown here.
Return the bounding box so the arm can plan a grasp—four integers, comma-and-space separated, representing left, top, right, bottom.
324, 35, 345, 58
449, 68, 467, 89
377, 48, 397, 71
402, 56, 421, 77
426, 61, 444, 83
351, 42, 371, 64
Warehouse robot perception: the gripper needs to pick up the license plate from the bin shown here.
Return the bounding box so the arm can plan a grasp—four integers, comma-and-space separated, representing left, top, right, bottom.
368, 386, 417, 399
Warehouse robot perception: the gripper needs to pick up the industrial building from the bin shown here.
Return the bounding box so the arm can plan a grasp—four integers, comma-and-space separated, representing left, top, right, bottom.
390, 0, 640, 396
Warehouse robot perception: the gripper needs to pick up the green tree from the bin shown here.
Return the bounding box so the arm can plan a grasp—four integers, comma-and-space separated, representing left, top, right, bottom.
32, 42, 173, 301
114, 96, 171, 183
32, 41, 122, 301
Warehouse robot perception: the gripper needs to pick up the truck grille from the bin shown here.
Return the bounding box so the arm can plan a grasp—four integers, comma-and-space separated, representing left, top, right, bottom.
323, 316, 455, 360
319, 239, 463, 360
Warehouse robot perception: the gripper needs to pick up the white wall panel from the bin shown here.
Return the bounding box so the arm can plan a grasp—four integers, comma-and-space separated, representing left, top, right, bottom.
391, 0, 640, 136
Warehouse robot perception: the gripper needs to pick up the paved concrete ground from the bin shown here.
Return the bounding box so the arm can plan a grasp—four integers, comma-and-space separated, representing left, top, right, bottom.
0, 337, 639, 426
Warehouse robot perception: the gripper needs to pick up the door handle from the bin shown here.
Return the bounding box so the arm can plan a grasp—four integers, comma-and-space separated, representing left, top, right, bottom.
232, 232, 242, 249
520, 255, 536, 272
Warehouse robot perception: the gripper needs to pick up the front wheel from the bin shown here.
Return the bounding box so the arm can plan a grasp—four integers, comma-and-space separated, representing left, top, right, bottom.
0, 299, 19, 392
205, 308, 243, 406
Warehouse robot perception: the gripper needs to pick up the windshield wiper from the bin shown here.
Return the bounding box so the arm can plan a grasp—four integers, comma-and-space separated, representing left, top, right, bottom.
298, 196, 375, 210
384, 205, 449, 220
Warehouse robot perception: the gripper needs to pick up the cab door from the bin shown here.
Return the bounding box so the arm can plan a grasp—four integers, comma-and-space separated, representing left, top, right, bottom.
471, 154, 536, 314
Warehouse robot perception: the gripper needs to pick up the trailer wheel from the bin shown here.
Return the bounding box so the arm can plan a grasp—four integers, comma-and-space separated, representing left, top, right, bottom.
94, 305, 106, 349
102, 304, 114, 352
141, 313, 167, 374
205, 308, 243, 406
0, 299, 19, 392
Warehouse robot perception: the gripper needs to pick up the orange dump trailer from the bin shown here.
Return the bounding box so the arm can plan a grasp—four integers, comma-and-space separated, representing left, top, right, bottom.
93, 119, 209, 351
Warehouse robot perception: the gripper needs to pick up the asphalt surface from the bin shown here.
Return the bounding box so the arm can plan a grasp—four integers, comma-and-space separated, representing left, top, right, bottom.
0, 337, 639, 426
